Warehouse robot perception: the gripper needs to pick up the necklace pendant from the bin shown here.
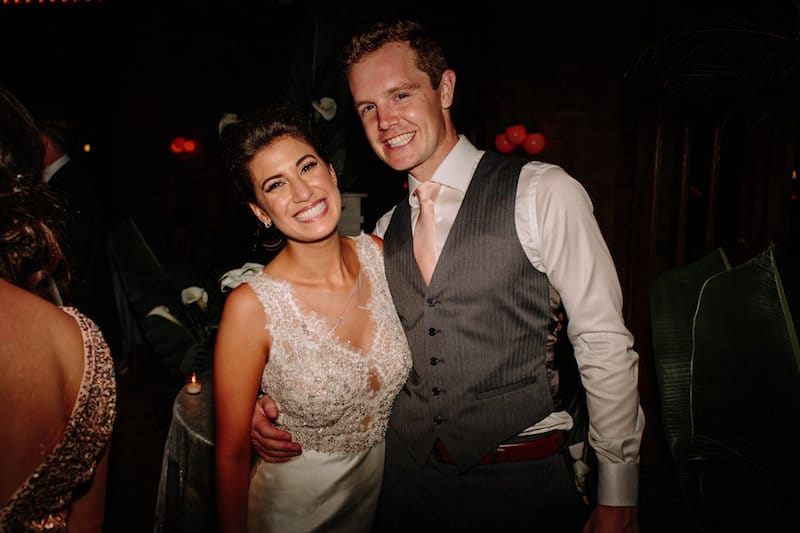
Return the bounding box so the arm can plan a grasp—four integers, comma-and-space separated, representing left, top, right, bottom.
328, 270, 362, 336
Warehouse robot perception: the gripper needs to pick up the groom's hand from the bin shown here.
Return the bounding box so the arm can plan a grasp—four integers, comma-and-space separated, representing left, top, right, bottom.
251, 394, 302, 462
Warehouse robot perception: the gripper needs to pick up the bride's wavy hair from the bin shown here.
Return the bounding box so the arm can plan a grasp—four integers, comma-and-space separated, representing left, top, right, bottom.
0, 84, 69, 299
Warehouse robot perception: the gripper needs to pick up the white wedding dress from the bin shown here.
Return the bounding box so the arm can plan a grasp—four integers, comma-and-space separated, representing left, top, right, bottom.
245, 233, 411, 532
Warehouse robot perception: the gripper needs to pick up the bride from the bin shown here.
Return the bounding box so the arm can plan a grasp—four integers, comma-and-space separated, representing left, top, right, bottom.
214, 106, 411, 532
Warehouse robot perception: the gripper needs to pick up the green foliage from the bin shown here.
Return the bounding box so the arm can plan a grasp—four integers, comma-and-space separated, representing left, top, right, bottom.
650, 247, 730, 525
109, 217, 226, 381
651, 245, 800, 529
627, 23, 800, 120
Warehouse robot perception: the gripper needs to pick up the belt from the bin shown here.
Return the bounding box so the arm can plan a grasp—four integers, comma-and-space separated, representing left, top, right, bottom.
433, 431, 564, 465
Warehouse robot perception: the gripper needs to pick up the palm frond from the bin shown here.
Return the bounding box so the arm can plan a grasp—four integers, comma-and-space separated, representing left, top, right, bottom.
627, 26, 800, 118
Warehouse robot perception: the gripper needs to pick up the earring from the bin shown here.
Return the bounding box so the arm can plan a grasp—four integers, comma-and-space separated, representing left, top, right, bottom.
264, 220, 273, 229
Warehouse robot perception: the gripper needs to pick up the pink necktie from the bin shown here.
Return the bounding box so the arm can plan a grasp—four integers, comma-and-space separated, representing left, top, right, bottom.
413, 181, 442, 285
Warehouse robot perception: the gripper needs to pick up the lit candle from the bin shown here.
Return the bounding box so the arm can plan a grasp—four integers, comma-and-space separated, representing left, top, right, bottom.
186, 372, 202, 394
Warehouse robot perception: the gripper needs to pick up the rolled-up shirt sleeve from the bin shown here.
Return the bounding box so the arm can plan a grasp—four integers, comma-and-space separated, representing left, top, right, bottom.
518, 163, 645, 506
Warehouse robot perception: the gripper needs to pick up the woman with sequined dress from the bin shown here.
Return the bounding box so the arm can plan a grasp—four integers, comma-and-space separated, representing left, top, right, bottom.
0, 84, 117, 532
214, 106, 411, 532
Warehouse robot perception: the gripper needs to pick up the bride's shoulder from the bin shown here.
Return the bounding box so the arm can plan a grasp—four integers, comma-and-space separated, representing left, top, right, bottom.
350, 231, 384, 254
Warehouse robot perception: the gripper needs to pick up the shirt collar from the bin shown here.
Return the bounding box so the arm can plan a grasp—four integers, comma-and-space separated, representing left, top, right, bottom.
43, 154, 70, 183
408, 135, 483, 199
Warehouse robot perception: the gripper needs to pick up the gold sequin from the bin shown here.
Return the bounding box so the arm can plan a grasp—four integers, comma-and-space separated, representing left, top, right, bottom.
0, 308, 117, 531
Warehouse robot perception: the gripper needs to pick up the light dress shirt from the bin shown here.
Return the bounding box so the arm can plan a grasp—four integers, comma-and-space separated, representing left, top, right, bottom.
43, 153, 70, 183
374, 135, 645, 507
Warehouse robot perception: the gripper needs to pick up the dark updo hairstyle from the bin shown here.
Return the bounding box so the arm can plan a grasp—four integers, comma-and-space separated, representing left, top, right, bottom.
0, 84, 68, 299
222, 105, 329, 255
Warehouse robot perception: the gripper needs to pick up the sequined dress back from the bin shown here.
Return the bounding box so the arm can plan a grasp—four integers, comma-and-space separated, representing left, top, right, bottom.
0, 307, 117, 532
245, 233, 411, 532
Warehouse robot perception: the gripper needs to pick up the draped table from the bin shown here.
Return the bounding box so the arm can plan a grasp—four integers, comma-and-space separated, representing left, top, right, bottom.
154, 370, 217, 532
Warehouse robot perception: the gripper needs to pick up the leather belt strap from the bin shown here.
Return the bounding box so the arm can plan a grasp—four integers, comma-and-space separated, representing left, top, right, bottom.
433, 431, 564, 465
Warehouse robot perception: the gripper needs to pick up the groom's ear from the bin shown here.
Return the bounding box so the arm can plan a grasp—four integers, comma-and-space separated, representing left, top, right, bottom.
439, 69, 456, 109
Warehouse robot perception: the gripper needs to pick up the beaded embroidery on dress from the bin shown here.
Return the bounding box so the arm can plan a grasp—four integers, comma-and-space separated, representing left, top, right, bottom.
246, 233, 412, 455
0, 307, 117, 532
245, 233, 411, 532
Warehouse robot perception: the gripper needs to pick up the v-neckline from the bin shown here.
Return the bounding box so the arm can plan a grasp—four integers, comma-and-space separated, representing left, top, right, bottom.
288, 276, 377, 357
263, 238, 378, 357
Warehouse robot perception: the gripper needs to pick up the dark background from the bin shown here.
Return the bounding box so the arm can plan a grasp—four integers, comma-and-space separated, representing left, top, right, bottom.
2, 2, 799, 528
2, 0, 796, 258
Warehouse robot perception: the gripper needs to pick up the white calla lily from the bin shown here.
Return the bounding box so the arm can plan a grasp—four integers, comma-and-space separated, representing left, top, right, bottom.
218, 112, 239, 138
312, 97, 337, 121
181, 286, 209, 311
219, 262, 264, 292
146, 305, 183, 327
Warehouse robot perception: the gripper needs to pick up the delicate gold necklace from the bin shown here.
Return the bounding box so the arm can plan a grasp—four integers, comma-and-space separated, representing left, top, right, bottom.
328, 269, 362, 335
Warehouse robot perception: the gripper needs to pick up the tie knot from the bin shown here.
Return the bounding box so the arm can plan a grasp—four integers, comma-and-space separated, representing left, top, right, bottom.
415, 181, 441, 203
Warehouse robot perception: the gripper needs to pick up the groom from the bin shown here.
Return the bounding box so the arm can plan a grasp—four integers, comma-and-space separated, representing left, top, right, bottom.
251, 18, 644, 532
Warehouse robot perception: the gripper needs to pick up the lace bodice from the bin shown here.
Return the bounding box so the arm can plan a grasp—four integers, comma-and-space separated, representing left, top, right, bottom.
0, 307, 117, 532
246, 233, 411, 455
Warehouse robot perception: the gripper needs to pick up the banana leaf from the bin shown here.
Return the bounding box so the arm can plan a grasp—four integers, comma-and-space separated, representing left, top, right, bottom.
650, 248, 730, 525
689, 244, 800, 529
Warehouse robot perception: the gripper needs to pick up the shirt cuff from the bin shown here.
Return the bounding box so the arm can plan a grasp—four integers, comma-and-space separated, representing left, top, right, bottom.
597, 462, 639, 506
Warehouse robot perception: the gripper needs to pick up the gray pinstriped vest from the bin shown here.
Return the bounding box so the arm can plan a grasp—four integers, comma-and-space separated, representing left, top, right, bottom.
384, 151, 555, 470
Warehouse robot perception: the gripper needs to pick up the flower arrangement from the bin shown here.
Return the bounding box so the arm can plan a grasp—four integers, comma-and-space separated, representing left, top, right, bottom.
145, 262, 263, 376
109, 216, 269, 382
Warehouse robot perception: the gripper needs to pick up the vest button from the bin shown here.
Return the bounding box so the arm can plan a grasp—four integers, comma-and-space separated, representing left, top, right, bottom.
426, 298, 437, 307
428, 327, 438, 336
432, 387, 442, 395
433, 415, 445, 425
430, 357, 439, 366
